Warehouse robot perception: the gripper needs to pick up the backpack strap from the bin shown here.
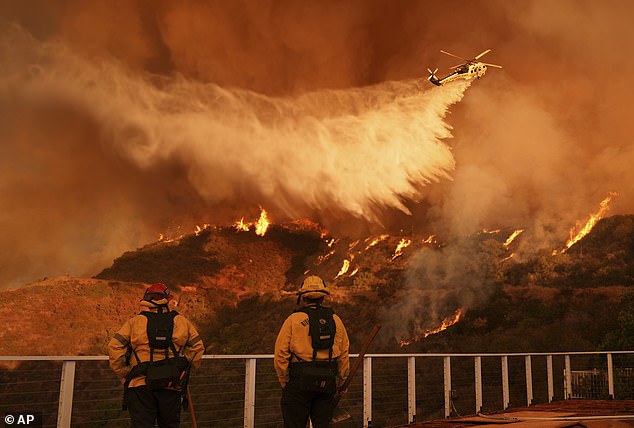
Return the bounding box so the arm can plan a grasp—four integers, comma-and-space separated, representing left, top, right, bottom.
295, 305, 336, 362
130, 347, 141, 365
139, 310, 180, 361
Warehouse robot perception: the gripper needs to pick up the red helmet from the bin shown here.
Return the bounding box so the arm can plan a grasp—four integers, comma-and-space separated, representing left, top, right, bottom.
143, 283, 173, 302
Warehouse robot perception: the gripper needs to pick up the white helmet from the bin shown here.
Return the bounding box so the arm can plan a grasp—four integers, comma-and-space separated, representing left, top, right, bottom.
297, 275, 330, 299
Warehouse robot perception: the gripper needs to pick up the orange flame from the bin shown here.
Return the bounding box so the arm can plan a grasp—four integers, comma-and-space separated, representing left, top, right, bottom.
232, 207, 270, 236
316, 249, 336, 265
400, 308, 464, 346
335, 259, 350, 278
364, 234, 389, 251
499, 253, 515, 263
349, 267, 359, 277
481, 228, 501, 235
234, 218, 250, 232
563, 192, 617, 252
423, 308, 463, 338
422, 234, 437, 244
157, 230, 183, 243
391, 238, 412, 261
503, 229, 524, 247
255, 208, 269, 236
194, 224, 210, 236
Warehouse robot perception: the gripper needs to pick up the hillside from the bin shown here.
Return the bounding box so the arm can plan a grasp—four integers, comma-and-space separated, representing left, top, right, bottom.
1, 215, 633, 356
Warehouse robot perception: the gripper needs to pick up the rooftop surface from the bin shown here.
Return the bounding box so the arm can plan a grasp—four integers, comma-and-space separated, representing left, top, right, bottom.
395, 400, 634, 428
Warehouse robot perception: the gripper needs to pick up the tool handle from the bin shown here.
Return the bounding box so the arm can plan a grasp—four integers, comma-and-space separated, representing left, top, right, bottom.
338, 324, 381, 397
187, 385, 198, 428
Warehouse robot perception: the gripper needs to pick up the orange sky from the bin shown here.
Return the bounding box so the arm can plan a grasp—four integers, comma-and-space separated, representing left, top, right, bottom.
1, 0, 633, 288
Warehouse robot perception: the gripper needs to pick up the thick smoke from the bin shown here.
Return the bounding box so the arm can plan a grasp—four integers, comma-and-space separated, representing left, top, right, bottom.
380, 238, 501, 343
0, 25, 466, 288
378, 0, 634, 341
2, 0, 634, 308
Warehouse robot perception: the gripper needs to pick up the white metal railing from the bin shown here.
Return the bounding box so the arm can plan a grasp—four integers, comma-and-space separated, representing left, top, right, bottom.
1, 351, 634, 427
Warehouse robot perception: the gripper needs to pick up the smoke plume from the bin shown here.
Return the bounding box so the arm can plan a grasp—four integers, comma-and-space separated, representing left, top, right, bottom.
0, 25, 466, 288
380, 238, 499, 343
2, 0, 634, 311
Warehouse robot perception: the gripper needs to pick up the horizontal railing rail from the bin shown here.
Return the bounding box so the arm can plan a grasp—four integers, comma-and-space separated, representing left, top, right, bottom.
2, 351, 634, 427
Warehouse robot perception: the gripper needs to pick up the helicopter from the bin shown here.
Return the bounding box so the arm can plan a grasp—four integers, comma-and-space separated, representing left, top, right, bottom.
428, 49, 502, 86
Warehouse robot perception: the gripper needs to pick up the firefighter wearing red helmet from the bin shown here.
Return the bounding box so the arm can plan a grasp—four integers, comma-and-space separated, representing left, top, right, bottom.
274, 275, 350, 428
108, 283, 204, 428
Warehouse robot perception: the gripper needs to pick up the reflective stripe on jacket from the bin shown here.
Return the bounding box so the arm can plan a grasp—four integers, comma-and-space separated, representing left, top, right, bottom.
108, 300, 204, 388
274, 306, 350, 388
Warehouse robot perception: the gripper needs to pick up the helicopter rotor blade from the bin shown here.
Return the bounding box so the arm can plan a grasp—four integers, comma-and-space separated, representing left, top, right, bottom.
481, 62, 503, 68
449, 63, 464, 69
474, 49, 492, 60
440, 50, 467, 61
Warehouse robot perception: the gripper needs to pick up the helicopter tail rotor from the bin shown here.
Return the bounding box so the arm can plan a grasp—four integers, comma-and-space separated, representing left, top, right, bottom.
427, 68, 440, 85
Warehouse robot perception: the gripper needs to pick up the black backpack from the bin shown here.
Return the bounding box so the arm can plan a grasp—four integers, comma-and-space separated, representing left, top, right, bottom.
291, 306, 338, 394
129, 310, 190, 390
296, 306, 337, 359
143, 311, 179, 359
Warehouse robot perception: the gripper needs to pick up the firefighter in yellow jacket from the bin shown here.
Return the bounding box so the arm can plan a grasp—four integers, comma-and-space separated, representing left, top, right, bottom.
274, 275, 350, 428
109, 283, 204, 428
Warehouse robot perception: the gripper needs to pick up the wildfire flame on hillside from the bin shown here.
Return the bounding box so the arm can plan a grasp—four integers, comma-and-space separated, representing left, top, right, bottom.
422, 234, 437, 244
255, 208, 270, 236
562, 192, 618, 252
499, 253, 515, 263
400, 308, 464, 347
316, 249, 335, 265
391, 238, 412, 261
157, 227, 184, 243
234, 218, 250, 232
335, 259, 350, 278
480, 228, 501, 235
503, 229, 524, 247
364, 234, 389, 251
194, 224, 211, 236
232, 208, 270, 236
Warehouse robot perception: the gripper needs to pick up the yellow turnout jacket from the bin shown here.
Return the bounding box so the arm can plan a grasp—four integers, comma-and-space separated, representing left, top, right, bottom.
108, 300, 204, 388
274, 305, 350, 388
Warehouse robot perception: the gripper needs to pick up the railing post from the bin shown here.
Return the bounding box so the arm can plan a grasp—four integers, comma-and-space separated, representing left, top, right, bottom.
501, 356, 509, 410
57, 360, 76, 428
407, 357, 416, 423
474, 356, 482, 414
363, 357, 372, 428
564, 354, 572, 399
443, 356, 451, 418
607, 353, 615, 399
244, 358, 256, 428
547, 355, 554, 402
525, 355, 533, 406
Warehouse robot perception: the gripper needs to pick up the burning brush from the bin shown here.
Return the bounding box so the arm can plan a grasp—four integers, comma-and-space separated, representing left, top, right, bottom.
399, 308, 464, 347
